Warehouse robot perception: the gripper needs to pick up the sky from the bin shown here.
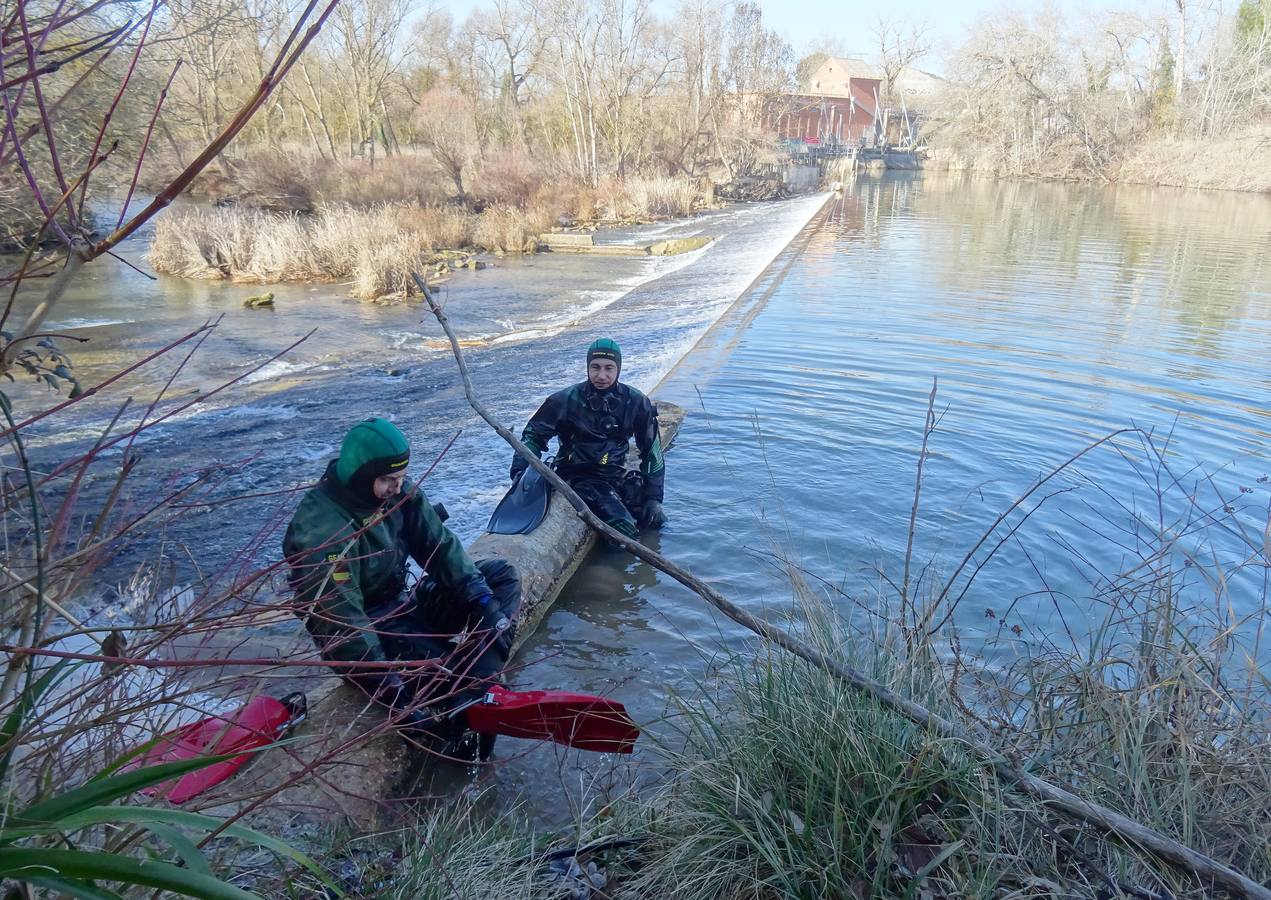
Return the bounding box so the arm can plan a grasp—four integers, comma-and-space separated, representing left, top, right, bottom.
433, 0, 1178, 76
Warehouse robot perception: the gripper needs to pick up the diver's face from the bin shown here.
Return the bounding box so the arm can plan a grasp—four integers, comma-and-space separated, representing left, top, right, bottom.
588, 359, 618, 390
373, 470, 408, 500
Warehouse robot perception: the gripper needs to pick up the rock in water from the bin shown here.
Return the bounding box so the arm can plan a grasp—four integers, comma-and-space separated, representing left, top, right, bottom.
243, 292, 275, 308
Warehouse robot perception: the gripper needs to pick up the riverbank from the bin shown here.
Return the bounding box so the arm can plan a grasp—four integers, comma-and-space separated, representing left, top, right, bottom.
927, 127, 1271, 193
249, 543, 1271, 899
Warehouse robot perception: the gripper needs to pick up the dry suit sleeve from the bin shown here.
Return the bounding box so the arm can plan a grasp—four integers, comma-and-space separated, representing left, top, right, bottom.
512, 393, 564, 479
286, 535, 386, 666
404, 487, 491, 604
635, 396, 665, 502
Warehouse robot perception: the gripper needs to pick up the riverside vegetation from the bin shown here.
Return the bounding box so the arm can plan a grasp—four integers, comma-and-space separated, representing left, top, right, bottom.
299, 421, 1271, 899
146, 168, 714, 299
927, 1, 1271, 188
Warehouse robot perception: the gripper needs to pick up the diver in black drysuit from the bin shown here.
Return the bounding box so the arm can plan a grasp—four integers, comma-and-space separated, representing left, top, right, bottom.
510, 338, 666, 539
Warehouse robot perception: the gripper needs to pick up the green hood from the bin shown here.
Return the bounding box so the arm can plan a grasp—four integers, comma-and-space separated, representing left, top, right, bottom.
587, 337, 622, 373
335, 418, 410, 491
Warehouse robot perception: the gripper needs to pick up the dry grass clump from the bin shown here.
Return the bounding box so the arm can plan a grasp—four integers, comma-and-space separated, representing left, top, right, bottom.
149, 153, 718, 298
149, 203, 484, 298
312, 155, 452, 206
471, 204, 550, 253
631, 641, 1010, 899
620, 175, 706, 218
530, 180, 600, 225
396, 203, 475, 250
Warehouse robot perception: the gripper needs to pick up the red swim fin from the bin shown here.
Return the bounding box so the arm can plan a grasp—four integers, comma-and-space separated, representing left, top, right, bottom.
132, 694, 303, 803
463, 685, 639, 753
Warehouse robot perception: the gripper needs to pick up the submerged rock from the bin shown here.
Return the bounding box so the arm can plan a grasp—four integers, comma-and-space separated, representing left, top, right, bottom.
243, 292, 275, 308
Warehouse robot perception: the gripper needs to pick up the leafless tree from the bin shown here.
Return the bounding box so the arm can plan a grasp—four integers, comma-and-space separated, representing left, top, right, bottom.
330, 0, 414, 155
0, 0, 337, 385
465, 0, 543, 144
870, 15, 932, 104
414, 85, 478, 195
712, 1, 791, 179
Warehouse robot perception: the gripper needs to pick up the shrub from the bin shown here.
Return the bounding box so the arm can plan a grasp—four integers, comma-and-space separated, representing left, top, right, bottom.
471, 204, 549, 253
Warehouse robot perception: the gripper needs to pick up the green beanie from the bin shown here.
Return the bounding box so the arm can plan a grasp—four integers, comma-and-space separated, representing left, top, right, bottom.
586, 338, 622, 373
335, 419, 410, 492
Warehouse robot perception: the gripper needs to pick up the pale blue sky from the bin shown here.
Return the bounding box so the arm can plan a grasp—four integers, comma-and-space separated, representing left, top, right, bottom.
434, 0, 1177, 75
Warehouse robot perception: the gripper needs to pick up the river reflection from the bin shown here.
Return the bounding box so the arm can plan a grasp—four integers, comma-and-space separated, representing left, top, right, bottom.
504, 173, 1271, 824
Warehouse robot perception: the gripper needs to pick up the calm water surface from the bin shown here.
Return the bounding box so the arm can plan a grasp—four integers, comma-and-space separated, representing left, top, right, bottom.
504, 175, 1271, 821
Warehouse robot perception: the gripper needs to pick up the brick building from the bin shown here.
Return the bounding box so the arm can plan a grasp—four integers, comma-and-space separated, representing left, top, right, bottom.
769, 57, 882, 147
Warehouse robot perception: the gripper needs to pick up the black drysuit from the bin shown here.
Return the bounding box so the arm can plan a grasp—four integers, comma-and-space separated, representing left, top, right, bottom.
511, 381, 665, 537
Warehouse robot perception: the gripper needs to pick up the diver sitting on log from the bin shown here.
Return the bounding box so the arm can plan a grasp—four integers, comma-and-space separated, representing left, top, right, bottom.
283, 418, 521, 746
505, 338, 666, 540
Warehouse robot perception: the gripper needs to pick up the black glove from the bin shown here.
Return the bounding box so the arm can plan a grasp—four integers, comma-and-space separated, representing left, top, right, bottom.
510, 460, 526, 482
472, 593, 514, 658
641, 500, 667, 529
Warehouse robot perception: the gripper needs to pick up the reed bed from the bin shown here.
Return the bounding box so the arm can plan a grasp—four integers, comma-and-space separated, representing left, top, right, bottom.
147, 179, 709, 301
149, 203, 497, 299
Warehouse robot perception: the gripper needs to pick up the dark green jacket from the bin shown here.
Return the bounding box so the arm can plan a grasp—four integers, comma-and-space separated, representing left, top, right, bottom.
283, 461, 488, 664
511, 381, 665, 501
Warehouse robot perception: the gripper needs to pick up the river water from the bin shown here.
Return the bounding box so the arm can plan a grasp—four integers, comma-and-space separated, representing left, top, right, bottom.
502, 175, 1271, 822
13, 175, 1271, 823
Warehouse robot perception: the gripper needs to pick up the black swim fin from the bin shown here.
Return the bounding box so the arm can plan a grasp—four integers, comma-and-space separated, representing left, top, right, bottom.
487, 465, 553, 535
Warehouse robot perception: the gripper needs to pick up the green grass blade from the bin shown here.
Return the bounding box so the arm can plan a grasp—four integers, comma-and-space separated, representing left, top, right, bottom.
144, 822, 213, 875
0, 848, 261, 899
49, 806, 342, 893
7, 756, 235, 828
22, 875, 125, 900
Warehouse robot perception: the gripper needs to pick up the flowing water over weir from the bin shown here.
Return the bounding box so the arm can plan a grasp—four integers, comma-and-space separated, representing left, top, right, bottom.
15, 176, 1271, 824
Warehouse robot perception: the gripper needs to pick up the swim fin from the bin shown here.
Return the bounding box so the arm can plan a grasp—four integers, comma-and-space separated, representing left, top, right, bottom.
130, 693, 306, 804
464, 685, 639, 753
487, 465, 553, 535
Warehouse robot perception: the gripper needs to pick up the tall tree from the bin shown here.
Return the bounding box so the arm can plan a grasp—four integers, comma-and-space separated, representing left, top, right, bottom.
465, 0, 543, 144
870, 15, 932, 104
414, 85, 479, 195
331, 0, 414, 155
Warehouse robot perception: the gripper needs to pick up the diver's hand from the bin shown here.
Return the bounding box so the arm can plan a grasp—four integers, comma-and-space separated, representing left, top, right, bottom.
642, 500, 667, 528
481, 609, 514, 657
472, 593, 514, 657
